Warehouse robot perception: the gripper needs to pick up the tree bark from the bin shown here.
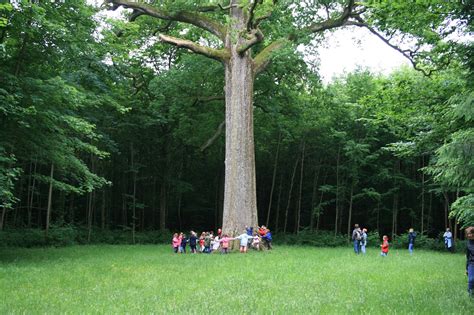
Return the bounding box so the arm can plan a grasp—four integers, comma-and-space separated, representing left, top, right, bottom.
391, 160, 400, 240
45, 163, 54, 238
221, 3, 258, 236
266, 132, 281, 227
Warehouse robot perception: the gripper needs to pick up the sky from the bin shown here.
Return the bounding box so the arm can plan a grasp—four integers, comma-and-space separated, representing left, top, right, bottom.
314, 27, 410, 82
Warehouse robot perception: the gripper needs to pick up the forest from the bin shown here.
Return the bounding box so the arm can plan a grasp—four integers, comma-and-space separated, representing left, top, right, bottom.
0, 0, 473, 246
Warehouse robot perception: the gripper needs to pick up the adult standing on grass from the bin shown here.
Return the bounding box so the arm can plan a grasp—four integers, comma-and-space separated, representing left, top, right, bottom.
408, 228, 417, 255
443, 228, 454, 253
352, 224, 362, 254
465, 227, 474, 298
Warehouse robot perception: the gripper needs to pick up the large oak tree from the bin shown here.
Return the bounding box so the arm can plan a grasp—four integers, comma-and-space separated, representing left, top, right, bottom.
105, 0, 462, 235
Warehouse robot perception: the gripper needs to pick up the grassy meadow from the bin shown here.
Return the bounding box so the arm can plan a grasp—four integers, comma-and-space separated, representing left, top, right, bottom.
0, 245, 471, 314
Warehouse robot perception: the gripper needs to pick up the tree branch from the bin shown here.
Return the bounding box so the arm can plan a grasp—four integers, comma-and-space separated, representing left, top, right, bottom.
306, 0, 355, 34
347, 18, 438, 76
107, 0, 226, 41
253, 38, 289, 75
238, 28, 264, 55
200, 121, 225, 152
158, 34, 230, 62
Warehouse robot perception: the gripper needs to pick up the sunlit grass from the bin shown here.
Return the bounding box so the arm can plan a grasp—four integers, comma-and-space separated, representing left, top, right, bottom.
0, 245, 471, 314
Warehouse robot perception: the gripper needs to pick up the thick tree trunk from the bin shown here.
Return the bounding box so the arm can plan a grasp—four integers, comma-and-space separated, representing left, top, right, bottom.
266, 132, 281, 227
221, 4, 258, 236
45, 163, 54, 238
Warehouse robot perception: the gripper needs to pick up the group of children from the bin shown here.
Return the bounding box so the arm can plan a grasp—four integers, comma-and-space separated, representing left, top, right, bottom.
171, 225, 273, 255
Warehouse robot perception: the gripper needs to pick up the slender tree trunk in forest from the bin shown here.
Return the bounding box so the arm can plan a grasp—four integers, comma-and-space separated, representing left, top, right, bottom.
28, 160, 37, 227
101, 189, 106, 230
346, 181, 355, 241
296, 141, 305, 234
87, 191, 93, 242
428, 192, 433, 232
284, 156, 300, 233
310, 163, 322, 231
391, 160, 400, 240
421, 155, 425, 233
334, 146, 341, 236
0, 206, 6, 230
45, 163, 54, 238
274, 175, 282, 232
443, 191, 449, 230
131, 143, 137, 244
152, 177, 157, 228
376, 199, 381, 233
266, 132, 281, 227
160, 184, 167, 231
68, 194, 74, 225
454, 188, 460, 241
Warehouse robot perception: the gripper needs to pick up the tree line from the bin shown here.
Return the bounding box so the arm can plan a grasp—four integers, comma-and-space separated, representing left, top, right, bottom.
0, 1, 472, 243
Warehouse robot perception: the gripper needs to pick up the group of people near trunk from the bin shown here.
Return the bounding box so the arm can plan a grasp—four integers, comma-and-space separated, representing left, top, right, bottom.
171, 225, 273, 254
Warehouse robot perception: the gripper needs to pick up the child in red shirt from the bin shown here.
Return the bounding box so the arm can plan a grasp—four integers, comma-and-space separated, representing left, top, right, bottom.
380, 235, 389, 256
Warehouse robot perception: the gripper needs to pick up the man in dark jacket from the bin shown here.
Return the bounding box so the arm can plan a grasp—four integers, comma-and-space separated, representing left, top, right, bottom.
352, 224, 362, 254
466, 227, 474, 298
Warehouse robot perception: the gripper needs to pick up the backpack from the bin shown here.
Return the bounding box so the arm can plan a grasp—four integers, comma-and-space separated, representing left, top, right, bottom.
356, 230, 362, 241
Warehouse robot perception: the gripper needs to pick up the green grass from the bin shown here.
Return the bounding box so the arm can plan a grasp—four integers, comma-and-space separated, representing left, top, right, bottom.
0, 245, 472, 314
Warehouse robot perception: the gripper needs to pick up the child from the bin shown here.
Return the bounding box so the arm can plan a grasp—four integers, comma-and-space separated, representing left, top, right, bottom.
380, 235, 389, 257
172, 233, 180, 253
212, 234, 221, 253
235, 229, 253, 253
179, 233, 187, 254
252, 234, 261, 250
408, 228, 416, 255
189, 231, 198, 254
465, 226, 474, 298
203, 232, 212, 254
199, 232, 205, 252
443, 228, 454, 252
360, 228, 368, 254
219, 234, 231, 254
262, 229, 273, 250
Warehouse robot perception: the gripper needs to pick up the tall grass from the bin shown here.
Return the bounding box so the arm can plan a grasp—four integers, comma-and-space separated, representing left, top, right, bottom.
0, 245, 471, 314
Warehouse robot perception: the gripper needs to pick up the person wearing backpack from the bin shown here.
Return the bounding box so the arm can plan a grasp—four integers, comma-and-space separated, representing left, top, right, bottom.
352, 224, 362, 254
